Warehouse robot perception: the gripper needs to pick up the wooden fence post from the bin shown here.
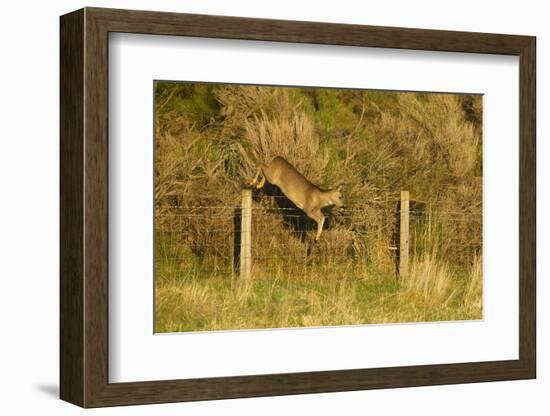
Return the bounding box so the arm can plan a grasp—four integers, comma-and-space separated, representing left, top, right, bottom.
240, 189, 252, 279
399, 190, 410, 278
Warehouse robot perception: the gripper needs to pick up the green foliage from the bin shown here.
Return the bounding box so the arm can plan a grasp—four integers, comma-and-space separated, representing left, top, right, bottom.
155, 81, 220, 130
314, 90, 357, 137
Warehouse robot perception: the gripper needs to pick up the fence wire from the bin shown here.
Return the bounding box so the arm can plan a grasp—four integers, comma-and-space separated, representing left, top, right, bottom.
155, 192, 482, 278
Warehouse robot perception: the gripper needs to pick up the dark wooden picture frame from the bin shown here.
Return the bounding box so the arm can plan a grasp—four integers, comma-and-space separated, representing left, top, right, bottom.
60, 7, 536, 408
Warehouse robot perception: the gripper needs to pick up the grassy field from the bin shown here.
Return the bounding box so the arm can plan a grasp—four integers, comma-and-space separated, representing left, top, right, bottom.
154, 82, 483, 333
155, 231, 482, 333
155, 258, 482, 333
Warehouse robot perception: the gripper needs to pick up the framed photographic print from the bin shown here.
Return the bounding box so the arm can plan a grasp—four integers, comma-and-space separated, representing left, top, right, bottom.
60, 7, 536, 408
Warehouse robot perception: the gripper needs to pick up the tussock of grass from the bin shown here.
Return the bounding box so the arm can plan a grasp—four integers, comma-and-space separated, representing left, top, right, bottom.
463, 256, 483, 315
399, 255, 455, 306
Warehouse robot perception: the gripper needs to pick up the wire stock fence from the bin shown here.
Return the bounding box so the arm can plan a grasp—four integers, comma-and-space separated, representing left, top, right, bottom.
155, 189, 482, 280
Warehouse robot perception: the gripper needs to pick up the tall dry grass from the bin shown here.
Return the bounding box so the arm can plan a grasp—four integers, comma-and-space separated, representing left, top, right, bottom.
463, 255, 483, 315
400, 255, 455, 306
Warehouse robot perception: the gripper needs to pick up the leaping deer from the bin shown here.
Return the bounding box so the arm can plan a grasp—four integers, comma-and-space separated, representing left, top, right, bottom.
247, 156, 345, 243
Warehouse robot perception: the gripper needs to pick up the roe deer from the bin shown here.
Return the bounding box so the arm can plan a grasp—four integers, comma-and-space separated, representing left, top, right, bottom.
247, 156, 345, 243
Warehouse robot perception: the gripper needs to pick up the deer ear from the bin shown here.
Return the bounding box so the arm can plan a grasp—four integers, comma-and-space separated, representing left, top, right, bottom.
337, 184, 344, 192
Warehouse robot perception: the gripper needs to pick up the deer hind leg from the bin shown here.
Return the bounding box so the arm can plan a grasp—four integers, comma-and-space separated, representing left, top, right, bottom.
249, 165, 269, 189
256, 171, 266, 189
248, 166, 265, 189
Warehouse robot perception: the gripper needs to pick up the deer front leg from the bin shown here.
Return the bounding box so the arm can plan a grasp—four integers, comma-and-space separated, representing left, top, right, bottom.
308, 209, 325, 243
315, 216, 325, 243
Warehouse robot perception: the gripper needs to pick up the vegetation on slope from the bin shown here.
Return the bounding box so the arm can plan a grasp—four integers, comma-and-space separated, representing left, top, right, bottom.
154, 82, 483, 332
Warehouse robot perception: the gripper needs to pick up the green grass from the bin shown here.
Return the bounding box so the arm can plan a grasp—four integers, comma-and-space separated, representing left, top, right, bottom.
155, 256, 482, 333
